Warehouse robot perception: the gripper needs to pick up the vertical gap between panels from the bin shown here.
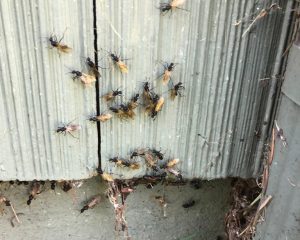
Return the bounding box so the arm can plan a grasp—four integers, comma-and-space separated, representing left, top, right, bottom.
93, 0, 102, 172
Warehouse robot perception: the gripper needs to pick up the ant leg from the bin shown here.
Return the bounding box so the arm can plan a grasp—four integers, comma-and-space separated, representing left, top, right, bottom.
59, 27, 68, 43
68, 132, 78, 139
176, 7, 189, 12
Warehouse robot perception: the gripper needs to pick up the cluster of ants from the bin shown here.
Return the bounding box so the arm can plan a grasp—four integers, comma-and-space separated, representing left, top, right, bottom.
54, 0, 188, 137
107, 148, 182, 181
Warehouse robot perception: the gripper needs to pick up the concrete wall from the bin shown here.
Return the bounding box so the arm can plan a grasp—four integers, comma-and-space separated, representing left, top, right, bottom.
255, 44, 300, 240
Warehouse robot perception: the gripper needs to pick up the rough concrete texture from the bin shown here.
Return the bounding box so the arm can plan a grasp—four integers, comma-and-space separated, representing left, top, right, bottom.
0, 178, 231, 240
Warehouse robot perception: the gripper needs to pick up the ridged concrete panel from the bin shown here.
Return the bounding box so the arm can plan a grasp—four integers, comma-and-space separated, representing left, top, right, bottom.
0, 0, 97, 180
255, 45, 300, 240
97, 0, 291, 179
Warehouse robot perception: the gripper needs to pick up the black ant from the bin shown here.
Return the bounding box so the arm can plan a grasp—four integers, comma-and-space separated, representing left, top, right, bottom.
50, 181, 56, 190
107, 52, 128, 73
159, 0, 188, 15
151, 149, 164, 160
48, 29, 71, 54
182, 199, 195, 208
56, 122, 81, 138
27, 181, 42, 205
128, 94, 140, 110
102, 89, 123, 102
170, 82, 185, 100
85, 57, 101, 77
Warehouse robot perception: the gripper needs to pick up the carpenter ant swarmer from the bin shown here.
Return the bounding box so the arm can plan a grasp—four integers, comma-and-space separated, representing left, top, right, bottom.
56, 121, 81, 139
88, 113, 113, 123
159, 0, 188, 15
85, 57, 101, 78
102, 88, 123, 102
68, 68, 96, 87
109, 104, 135, 120
27, 181, 43, 205
151, 148, 164, 160
142, 81, 153, 104
101, 49, 128, 73
128, 93, 140, 110
80, 195, 101, 213
143, 152, 159, 172
50, 181, 56, 190
48, 28, 72, 54
170, 82, 185, 100
109, 157, 140, 170
0, 196, 11, 207
159, 62, 177, 85
130, 148, 147, 160
145, 94, 164, 119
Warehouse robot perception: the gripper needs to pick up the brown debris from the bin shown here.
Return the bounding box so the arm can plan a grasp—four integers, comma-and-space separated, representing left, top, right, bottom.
106, 180, 135, 240
238, 3, 281, 38
225, 179, 261, 240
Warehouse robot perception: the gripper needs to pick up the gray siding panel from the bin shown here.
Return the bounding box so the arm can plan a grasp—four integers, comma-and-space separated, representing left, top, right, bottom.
0, 0, 97, 180
97, 0, 291, 179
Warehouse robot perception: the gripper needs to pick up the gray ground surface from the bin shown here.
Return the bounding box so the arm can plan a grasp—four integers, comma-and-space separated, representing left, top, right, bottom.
0, 178, 231, 240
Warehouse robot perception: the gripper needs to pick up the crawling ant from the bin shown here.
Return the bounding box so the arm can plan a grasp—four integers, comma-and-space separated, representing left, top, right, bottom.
69, 69, 96, 87
121, 103, 136, 119
144, 88, 164, 119
97, 168, 114, 182
151, 149, 164, 160
170, 82, 185, 100
154, 96, 164, 114
128, 94, 140, 110
0, 196, 11, 206
85, 57, 101, 78
50, 181, 56, 190
160, 62, 176, 85
27, 181, 42, 205
88, 113, 112, 123
48, 29, 72, 54
109, 106, 129, 120
130, 148, 146, 160
182, 199, 195, 208
80, 195, 101, 213
109, 157, 140, 170
190, 179, 201, 189
61, 181, 73, 192
143, 152, 159, 171
56, 122, 81, 138
106, 51, 128, 73
142, 82, 153, 104
159, 0, 187, 14
110, 104, 135, 120
102, 89, 123, 102
70, 70, 82, 80
109, 157, 130, 167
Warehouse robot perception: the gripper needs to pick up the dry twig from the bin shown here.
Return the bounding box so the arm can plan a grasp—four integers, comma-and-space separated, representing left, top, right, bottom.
241, 3, 281, 38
